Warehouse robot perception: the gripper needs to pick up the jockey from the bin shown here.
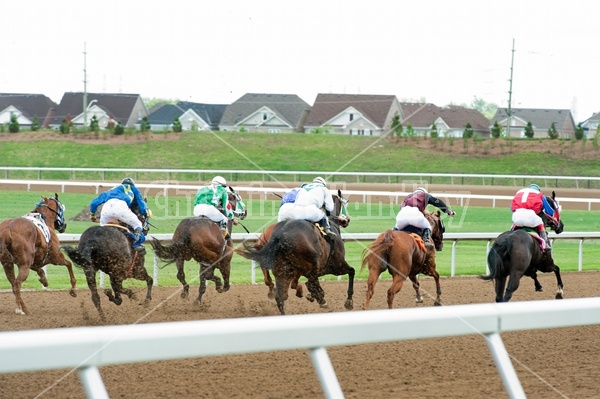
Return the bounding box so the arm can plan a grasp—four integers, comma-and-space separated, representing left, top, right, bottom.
277, 184, 307, 222
193, 175, 237, 238
89, 177, 149, 249
511, 183, 555, 250
394, 187, 456, 249
292, 176, 337, 238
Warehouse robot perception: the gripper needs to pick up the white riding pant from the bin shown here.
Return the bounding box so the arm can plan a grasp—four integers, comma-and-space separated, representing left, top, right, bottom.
395, 206, 431, 231
292, 204, 325, 222
99, 198, 142, 230
193, 204, 227, 224
512, 208, 543, 230
278, 203, 295, 222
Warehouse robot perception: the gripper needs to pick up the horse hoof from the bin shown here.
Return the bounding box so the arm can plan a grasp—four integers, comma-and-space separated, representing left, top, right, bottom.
344, 300, 353, 310
536, 288, 543, 292
319, 302, 329, 309
267, 292, 275, 300
434, 300, 443, 306
555, 293, 564, 299
215, 287, 224, 293
15, 308, 26, 315
143, 299, 151, 308
69, 289, 77, 298
222, 285, 230, 292
306, 294, 315, 303
114, 298, 123, 306
415, 297, 424, 303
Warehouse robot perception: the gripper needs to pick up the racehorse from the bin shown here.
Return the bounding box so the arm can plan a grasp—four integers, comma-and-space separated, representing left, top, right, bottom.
362, 210, 445, 310
150, 188, 247, 306
62, 213, 153, 321
237, 190, 353, 315
0, 194, 76, 315
480, 192, 564, 302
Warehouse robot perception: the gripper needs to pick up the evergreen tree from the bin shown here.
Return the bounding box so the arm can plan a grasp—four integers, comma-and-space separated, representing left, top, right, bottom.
140, 116, 151, 132
547, 122, 559, 139
462, 123, 474, 138
8, 114, 19, 133
491, 121, 503, 138
574, 122, 584, 140
31, 116, 40, 131
430, 124, 438, 138
524, 121, 534, 138
172, 117, 182, 132
114, 121, 124, 135
90, 115, 100, 133
390, 114, 403, 137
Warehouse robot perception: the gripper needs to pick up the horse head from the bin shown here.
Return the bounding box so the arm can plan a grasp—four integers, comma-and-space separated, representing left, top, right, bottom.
228, 187, 247, 220
332, 189, 350, 228
425, 210, 445, 251
33, 193, 67, 233
544, 191, 564, 234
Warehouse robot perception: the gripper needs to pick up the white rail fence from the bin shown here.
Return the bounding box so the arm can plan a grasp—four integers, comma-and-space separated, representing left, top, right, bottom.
57, 232, 600, 286
1, 297, 599, 399
3, 166, 600, 188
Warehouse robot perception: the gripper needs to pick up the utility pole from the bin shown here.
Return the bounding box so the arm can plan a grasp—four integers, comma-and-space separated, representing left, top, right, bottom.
83, 42, 88, 127
506, 38, 515, 138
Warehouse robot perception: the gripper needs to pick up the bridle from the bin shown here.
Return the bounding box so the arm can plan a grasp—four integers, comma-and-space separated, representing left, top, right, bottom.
35, 197, 67, 233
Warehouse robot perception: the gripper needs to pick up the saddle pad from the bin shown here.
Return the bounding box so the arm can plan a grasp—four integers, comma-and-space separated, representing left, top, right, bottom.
103, 223, 132, 232
408, 233, 427, 252
314, 223, 327, 237
527, 232, 546, 251
24, 213, 50, 243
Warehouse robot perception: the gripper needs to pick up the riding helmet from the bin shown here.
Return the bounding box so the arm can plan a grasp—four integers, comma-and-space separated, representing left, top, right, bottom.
529, 184, 541, 192
212, 176, 227, 187
313, 177, 327, 186
122, 177, 135, 186
415, 187, 428, 194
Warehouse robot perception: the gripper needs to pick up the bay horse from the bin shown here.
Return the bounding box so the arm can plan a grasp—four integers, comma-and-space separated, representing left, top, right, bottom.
150, 189, 247, 306
0, 193, 77, 315
62, 213, 153, 321
362, 210, 445, 310
237, 190, 353, 315
480, 192, 564, 302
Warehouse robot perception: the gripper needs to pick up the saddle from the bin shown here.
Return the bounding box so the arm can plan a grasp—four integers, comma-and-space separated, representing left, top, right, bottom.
408, 233, 428, 253
513, 227, 546, 251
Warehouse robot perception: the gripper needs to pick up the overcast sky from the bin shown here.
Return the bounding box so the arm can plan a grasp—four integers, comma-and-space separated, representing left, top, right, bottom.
5, 1, 598, 121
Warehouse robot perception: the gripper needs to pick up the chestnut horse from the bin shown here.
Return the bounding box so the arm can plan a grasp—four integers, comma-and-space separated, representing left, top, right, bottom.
150, 189, 247, 306
480, 192, 564, 302
362, 211, 445, 310
0, 194, 76, 315
62, 213, 153, 321
237, 191, 352, 315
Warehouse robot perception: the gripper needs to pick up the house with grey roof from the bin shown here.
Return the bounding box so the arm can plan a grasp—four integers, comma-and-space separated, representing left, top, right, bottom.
49, 92, 148, 129
398, 103, 490, 137
219, 93, 310, 133
303, 93, 402, 136
580, 111, 600, 138
491, 108, 576, 139
145, 102, 226, 131
0, 93, 57, 128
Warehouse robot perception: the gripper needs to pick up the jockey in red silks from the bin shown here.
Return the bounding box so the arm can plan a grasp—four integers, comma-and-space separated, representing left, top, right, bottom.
511, 183, 557, 251
394, 187, 456, 249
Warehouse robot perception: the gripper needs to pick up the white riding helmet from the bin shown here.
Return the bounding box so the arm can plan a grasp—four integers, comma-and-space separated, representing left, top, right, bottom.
313, 177, 327, 186
212, 176, 227, 187
415, 187, 428, 194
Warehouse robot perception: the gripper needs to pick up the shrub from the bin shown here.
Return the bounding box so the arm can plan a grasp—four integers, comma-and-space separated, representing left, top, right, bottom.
574, 122, 584, 140
31, 116, 40, 131
172, 117, 182, 132
114, 122, 124, 135
8, 114, 19, 133
524, 121, 534, 138
547, 122, 559, 139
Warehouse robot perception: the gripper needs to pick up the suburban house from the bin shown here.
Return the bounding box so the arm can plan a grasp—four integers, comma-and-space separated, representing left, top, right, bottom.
580, 111, 600, 138
145, 101, 227, 131
0, 93, 57, 128
49, 92, 148, 129
303, 93, 402, 136
219, 93, 310, 133
491, 108, 576, 139
399, 103, 491, 137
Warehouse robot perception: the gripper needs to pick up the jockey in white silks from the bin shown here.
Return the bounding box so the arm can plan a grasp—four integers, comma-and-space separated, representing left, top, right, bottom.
292, 177, 337, 238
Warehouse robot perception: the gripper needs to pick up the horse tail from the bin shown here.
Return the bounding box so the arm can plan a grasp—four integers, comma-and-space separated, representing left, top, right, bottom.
480, 236, 512, 280
149, 237, 184, 267
236, 231, 286, 271
61, 245, 88, 268
361, 230, 393, 271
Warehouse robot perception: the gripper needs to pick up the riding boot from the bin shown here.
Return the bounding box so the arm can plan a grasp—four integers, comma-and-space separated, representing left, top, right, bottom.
219, 220, 230, 240
132, 227, 145, 248
539, 230, 551, 251
319, 217, 337, 238
422, 228, 434, 249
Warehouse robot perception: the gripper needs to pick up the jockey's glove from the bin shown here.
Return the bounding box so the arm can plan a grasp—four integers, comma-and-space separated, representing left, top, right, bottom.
448, 210, 456, 217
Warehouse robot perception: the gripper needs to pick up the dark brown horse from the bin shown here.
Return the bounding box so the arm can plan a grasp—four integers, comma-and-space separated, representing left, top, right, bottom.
237, 191, 353, 315
480, 192, 564, 302
62, 215, 153, 321
362, 211, 445, 310
0, 194, 76, 315
150, 190, 247, 306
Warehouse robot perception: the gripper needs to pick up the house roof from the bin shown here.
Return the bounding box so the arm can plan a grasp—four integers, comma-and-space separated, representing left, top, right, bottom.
146, 104, 185, 125
220, 93, 310, 128
304, 93, 396, 128
50, 92, 142, 125
492, 108, 575, 131
0, 93, 57, 125
177, 101, 227, 128
401, 103, 490, 130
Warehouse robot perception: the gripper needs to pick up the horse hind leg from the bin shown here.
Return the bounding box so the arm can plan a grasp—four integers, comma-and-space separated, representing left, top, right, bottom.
305, 277, 328, 309
343, 266, 355, 310
553, 266, 564, 299
176, 259, 189, 300
364, 266, 382, 310
32, 267, 48, 289
4, 263, 29, 315
494, 276, 507, 303
409, 275, 423, 303
387, 275, 406, 309
83, 268, 105, 321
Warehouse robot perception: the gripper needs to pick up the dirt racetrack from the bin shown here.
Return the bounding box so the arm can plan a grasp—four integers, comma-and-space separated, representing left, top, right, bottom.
1, 270, 600, 399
